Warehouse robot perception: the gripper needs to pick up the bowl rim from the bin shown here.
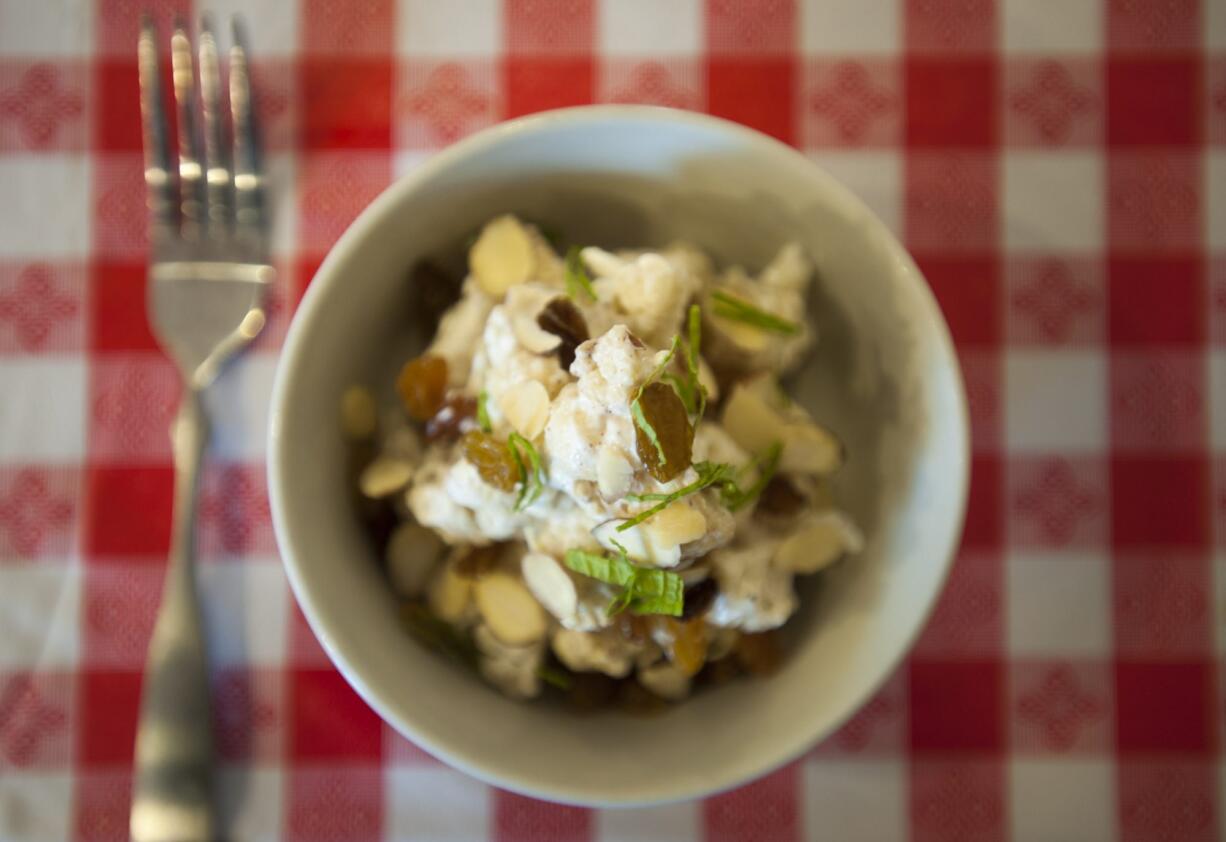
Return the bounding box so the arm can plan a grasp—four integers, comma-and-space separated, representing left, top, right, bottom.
268, 104, 970, 807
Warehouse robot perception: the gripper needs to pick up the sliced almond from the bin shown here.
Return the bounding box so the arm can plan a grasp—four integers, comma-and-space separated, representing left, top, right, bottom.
427, 563, 473, 624
644, 501, 706, 548
521, 552, 578, 622
497, 380, 550, 440
596, 445, 634, 500
592, 520, 682, 568
507, 286, 564, 354
779, 422, 844, 475
721, 381, 787, 455
774, 510, 865, 574
470, 215, 536, 297
579, 246, 626, 277
382, 425, 422, 462
386, 522, 445, 597
340, 385, 377, 440
473, 572, 547, 646
359, 457, 414, 498
696, 356, 720, 404
713, 312, 770, 352
638, 661, 691, 701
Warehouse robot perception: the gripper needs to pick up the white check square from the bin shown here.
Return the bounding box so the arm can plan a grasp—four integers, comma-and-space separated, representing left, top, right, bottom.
1011, 760, 1114, 841
0, 772, 73, 841
0, 358, 86, 462
807, 151, 903, 237
598, 0, 702, 55
385, 766, 491, 841
1006, 550, 1111, 656
1002, 0, 1102, 52
0, 1, 92, 56
803, 759, 906, 841
598, 801, 699, 841
0, 563, 80, 668
1005, 350, 1106, 453
0, 157, 90, 257
198, 557, 288, 667
800, 0, 899, 54
202, 352, 277, 460
1004, 152, 1103, 252
397, 0, 502, 57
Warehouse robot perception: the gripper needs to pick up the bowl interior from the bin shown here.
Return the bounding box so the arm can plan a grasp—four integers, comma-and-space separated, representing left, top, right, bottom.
269, 107, 968, 806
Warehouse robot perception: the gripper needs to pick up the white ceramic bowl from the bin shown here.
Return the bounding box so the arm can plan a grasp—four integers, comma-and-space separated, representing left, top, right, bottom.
268, 105, 968, 806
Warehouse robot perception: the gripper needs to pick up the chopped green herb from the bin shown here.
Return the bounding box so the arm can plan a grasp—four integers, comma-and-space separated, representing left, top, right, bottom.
563, 547, 684, 617
507, 432, 546, 511
629, 335, 682, 466
565, 246, 598, 302
666, 304, 708, 418
721, 441, 783, 511
476, 390, 492, 433
711, 290, 801, 336
617, 461, 738, 531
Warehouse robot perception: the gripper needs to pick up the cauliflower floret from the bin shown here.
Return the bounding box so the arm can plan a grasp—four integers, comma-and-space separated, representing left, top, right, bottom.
552, 627, 644, 678
585, 250, 704, 348
407, 448, 538, 544
470, 302, 571, 426
703, 243, 815, 377
706, 538, 797, 632
474, 624, 543, 700
426, 278, 495, 388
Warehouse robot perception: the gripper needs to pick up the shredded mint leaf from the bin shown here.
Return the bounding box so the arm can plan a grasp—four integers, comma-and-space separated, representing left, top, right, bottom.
629, 335, 682, 466
711, 290, 801, 336
721, 441, 783, 511
565, 246, 598, 302
476, 390, 492, 433
507, 432, 546, 511
563, 548, 638, 588
617, 461, 738, 531
564, 547, 684, 617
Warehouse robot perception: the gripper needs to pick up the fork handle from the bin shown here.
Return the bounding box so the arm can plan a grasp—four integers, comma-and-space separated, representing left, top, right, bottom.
131, 389, 217, 842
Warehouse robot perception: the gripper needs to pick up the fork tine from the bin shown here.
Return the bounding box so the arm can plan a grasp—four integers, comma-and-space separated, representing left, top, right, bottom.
229, 16, 264, 235
171, 21, 204, 231
198, 14, 229, 231
138, 17, 177, 233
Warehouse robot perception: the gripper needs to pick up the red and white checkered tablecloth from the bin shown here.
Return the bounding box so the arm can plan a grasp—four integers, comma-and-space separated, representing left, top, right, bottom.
1, 0, 1223, 839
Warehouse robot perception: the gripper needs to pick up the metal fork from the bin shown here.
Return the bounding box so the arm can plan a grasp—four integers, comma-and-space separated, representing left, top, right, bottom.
132, 15, 271, 842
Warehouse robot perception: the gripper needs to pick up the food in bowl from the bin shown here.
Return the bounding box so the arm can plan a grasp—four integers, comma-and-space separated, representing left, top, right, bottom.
342, 214, 864, 708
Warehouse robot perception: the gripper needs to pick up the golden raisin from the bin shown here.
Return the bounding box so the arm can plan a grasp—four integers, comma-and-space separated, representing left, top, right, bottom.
734, 630, 784, 676
665, 618, 708, 677
757, 476, 806, 518
461, 431, 519, 492
396, 354, 449, 421
425, 393, 477, 443
634, 381, 693, 483
537, 297, 589, 371
613, 612, 649, 644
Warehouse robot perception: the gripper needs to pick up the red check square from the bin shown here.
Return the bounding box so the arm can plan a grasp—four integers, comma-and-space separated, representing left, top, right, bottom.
89, 262, 158, 353
963, 455, 1002, 550
1115, 661, 1216, 753
289, 668, 383, 762
1107, 58, 1201, 147
1108, 257, 1204, 346
92, 61, 143, 153
76, 669, 142, 767
706, 58, 796, 145
299, 59, 393, 150
83, 466, 174, 559
1111, 457, 1209, 550
905, 58, 996, 147
917, 255, 1000, 346
504, 57, 594, 118
910, 660, 1003, 752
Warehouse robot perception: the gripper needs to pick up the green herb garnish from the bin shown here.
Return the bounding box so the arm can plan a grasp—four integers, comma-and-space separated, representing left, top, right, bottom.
563, 546, 684, 617
507, 432, 545, 511
618, 461, 738, 531
721, 441, 783, 511
476, 390, 492, 433
621, 440, 783, 526
711, 290, 801, 335
565, 246, 598, 302
629, 335, 681, 466
663, 304, 708, 418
